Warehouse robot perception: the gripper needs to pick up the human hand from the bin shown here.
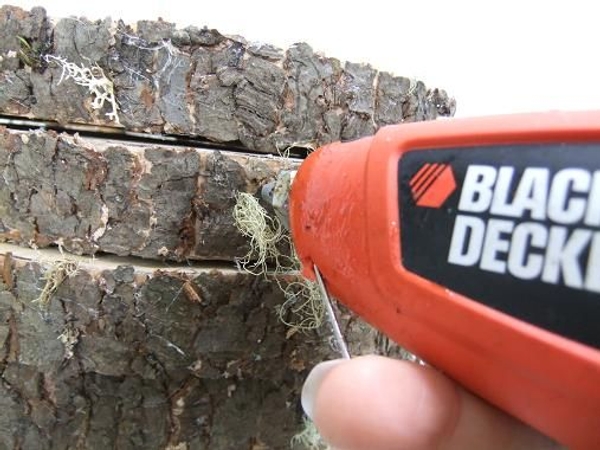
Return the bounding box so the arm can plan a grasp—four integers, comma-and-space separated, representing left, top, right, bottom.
301, 355, 563, 450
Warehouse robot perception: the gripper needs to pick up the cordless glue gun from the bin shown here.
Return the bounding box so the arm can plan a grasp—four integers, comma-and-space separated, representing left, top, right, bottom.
265, 111, 600, 449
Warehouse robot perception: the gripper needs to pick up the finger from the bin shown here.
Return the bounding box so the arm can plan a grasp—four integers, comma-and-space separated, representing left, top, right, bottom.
301, 355, 562, 450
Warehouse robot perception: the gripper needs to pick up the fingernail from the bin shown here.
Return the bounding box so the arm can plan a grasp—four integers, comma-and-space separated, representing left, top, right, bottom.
301, 359, 345, 420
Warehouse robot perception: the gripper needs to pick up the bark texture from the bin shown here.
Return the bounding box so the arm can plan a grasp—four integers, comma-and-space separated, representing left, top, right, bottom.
0, 5, 452, 449
0, 127, 297, 261
0, 247, 396, 449
0, 5, 455, 154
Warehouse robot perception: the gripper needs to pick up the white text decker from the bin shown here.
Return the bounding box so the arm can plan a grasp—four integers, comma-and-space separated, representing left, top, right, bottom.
448, 165, 600, 293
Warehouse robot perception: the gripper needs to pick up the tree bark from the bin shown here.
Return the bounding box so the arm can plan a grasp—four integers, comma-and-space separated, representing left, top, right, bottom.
0, 5, 455, 155
0, 245, 396, 449
0, 126, 298, 261
0, 5, 453, 449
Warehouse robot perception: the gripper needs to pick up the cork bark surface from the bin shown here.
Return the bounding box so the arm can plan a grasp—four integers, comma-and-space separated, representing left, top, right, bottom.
0, 126, 298, 261
0, 4, 455, 449
0, 246, 396, 449
0, 5, 455, 154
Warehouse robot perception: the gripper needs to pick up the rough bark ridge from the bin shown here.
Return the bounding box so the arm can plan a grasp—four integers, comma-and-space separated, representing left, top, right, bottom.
0, 248, 397, 449
0, 5, 455, 154
0, 127, 297, 261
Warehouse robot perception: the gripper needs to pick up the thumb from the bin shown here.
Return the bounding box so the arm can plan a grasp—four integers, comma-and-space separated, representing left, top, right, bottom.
301, 355, 563, 450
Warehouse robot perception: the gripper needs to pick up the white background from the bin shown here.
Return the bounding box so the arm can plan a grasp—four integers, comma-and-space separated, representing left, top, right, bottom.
6, 0, 600, 117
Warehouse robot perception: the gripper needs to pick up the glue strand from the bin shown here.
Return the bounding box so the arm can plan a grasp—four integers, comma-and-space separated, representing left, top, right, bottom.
314, 265, 351, 360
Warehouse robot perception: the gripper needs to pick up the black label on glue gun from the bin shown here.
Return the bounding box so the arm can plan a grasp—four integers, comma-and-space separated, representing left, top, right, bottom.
399, 143, 600, 349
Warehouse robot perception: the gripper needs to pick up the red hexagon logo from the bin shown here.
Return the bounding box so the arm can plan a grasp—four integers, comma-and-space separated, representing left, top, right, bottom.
409, 163, 456, 208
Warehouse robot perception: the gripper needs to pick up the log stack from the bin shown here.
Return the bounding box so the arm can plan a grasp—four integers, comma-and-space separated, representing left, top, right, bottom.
0, 5, 455, 449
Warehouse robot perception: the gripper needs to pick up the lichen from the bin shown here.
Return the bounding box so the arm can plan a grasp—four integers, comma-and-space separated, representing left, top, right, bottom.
33, 260, 79, 306
291, 416, 331, 450
44, 54, 120, 123
233, 192, 324, 333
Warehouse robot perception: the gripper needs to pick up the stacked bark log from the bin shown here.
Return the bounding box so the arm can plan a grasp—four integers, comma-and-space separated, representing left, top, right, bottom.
0, 5, 455, 449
